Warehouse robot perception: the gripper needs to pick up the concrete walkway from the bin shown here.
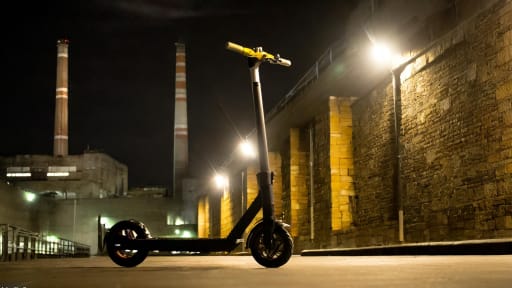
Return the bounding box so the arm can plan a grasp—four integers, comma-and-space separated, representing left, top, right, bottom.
301, 238, 512, 256
1, 255, 512, 288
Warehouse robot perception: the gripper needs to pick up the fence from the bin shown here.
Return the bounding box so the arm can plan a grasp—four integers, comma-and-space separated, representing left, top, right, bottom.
0, 224, 90, 261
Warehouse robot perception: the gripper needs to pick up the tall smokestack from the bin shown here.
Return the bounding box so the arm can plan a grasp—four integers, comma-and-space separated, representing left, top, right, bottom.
173, 42, 189, 198
54, 39, 69, 157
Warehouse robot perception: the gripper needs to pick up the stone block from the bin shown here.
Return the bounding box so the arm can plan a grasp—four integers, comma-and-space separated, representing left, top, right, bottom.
504, 30, 512, 47
496, 80, 512, 100
497, 46, 512, 65
339, 158, 354, 169
499, 5, 512, 25
496, 215, 512, 229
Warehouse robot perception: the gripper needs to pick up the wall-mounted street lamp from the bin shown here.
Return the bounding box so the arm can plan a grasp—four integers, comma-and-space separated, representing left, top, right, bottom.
239, 139, 257, 159
370, 42, 406, 67
213, 173, 229, 190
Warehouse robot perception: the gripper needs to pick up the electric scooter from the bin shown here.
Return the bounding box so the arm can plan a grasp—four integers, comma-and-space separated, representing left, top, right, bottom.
105, 42, 293, 268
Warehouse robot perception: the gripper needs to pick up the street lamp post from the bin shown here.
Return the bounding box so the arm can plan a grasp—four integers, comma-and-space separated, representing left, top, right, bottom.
371, 41, 406, 242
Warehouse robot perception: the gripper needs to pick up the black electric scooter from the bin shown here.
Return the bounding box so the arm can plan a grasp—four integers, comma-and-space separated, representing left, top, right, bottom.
105, 42, 293, 268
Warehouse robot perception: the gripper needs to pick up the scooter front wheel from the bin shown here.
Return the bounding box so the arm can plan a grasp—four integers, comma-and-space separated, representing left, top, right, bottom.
106, 220, 149, 267
249, 224, 293, 268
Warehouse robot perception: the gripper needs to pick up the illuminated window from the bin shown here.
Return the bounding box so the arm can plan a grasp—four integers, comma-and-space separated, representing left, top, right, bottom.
6, 167, 31, 177
47, 166, 76, 177
47, 172, 70, 177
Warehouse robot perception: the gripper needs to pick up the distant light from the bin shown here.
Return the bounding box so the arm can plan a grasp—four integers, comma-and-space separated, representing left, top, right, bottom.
46, 235, 59, 242
7, 173, 31, 177
24, 191, 37, 202
175, 229, 181, 235
100, 216, 115, 228
47, 172, 70, 177
175, 217, 185, 225
239, 140, 256, 159
213, 173, 228, 189
167, 214, 174, 226
181, 231, 193, 238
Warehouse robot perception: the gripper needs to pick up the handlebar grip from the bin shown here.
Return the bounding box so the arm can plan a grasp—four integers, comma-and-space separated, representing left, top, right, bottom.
276, 57, 292, 67
226, 42, 254, 57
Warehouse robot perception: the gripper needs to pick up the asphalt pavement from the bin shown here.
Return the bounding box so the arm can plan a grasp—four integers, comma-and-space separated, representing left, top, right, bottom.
1, 255, 512, 288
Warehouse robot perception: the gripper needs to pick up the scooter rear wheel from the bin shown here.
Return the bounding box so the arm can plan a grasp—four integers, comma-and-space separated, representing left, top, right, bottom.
106, 220, 149, 267
250, 224, 293, 268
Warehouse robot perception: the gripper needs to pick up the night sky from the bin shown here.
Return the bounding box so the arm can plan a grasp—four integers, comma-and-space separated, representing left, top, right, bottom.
1, 0, 357, 190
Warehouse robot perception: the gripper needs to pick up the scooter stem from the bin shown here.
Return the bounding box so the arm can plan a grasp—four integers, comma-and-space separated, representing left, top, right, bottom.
226, 42, 291, 247
248, 56, 274, 217
248, 55, 275, 248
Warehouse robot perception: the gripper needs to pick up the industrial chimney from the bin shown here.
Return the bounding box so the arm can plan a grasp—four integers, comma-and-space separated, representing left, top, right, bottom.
173, 43, 189, 198
54, 39, 69, 157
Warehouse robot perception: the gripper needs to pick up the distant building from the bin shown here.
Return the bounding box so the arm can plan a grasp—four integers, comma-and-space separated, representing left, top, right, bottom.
0, 151, 128, 199
127, 186, 167, 198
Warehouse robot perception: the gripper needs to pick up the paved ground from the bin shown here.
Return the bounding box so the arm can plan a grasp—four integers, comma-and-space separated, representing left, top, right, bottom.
1, 255, 511, 288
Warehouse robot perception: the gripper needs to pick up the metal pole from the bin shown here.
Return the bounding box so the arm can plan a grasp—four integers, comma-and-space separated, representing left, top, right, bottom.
241, 170, 245, 252
392, 67, 405, 243
1, 225, 8, 261
309, 124, 315, 240
241, 170, 245, 214
73, 199, 77, 241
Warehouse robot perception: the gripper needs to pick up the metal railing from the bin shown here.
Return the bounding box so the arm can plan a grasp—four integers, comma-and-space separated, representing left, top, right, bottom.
267, 39, 347, 121
0, 224, 90, 261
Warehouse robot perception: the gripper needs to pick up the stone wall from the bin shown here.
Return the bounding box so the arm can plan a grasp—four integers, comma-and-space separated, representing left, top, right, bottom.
329, 97, 356, 231
288, 128, 309, 238
347, 0, 512, 245
197, 195, 209, 238
312, 108, 333, 248
220, 185, 233, 238
269, 152, 283, 220
400, 0, 512, 241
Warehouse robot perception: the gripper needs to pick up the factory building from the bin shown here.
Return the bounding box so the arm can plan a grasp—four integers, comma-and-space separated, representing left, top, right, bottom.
0, 152, 127, 199
0, 40, 191, 256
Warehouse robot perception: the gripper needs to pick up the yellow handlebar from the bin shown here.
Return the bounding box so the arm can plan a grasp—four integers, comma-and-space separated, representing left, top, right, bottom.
226, 41, 291, 67
226, 42, 256, 57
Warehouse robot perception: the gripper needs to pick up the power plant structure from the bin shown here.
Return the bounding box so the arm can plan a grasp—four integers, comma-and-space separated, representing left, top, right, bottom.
172, 43, 199, 224
0, 39, 128, 199
173, 42, 189, 199
0, 40, 196, 256
54, 39, 69, 157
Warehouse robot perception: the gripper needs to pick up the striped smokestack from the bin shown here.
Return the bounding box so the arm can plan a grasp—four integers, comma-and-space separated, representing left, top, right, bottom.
54, 39, 69, 157
173, 43, 189, 198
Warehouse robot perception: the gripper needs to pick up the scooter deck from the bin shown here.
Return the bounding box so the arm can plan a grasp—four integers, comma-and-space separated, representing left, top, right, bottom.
118, 237, 240, 252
